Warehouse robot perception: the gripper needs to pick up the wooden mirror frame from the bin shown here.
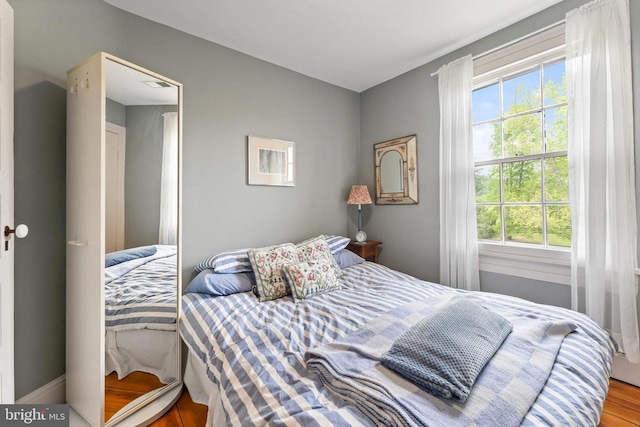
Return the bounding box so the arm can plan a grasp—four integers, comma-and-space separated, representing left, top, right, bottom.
374, 135, 418, 204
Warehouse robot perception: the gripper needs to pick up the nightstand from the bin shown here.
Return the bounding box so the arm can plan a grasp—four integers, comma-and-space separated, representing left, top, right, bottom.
346, 240, 382, 263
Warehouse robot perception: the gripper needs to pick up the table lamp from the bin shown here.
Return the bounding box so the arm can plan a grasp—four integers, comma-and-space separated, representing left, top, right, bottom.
347, 185, 373, 242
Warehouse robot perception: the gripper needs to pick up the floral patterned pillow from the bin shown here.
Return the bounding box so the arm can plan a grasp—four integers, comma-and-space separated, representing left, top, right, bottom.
282, 258, 341, 302
296, 235, 343, 277
248, 243, 298, 302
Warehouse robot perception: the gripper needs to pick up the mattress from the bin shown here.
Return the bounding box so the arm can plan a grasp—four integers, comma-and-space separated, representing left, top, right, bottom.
105, 328, 177, 383
180, 261, 615, 426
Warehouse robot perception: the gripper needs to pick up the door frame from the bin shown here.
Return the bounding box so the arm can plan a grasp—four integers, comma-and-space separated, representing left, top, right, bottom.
105, 122, 126, 252
0, 0, 15, 404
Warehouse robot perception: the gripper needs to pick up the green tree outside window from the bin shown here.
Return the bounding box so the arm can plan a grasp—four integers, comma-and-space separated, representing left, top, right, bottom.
473, 61, 570, 248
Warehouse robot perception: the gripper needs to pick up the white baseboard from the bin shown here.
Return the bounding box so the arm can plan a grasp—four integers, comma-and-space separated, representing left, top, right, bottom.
611, 354, 640, 387
16, 375, 65, 404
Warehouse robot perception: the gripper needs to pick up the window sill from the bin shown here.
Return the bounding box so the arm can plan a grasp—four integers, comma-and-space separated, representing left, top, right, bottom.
478, 242, 571, 285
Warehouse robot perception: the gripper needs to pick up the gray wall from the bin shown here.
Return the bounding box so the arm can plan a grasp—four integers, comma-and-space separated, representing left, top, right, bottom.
105, 98, 125, 127
124, 105, 176, 248
12, 0, 640, 401
14, 77, 66, 400
360, 0, 640, 315
106, 102, 179, 249
10, 0, 359, 399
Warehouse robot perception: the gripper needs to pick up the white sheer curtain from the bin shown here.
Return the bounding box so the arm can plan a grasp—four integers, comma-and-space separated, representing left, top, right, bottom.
159, 112, 178, 245
437, 55, 480, 291
566, 0, 639, 363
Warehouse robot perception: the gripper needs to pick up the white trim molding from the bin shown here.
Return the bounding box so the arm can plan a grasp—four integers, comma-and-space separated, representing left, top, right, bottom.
479, 243, 640, 283
479, 242, 571, 285
16, 375, 65, 405
611, 354, 640, 387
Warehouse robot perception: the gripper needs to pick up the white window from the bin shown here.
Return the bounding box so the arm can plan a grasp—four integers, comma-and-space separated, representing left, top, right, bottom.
472, 24, 571, 284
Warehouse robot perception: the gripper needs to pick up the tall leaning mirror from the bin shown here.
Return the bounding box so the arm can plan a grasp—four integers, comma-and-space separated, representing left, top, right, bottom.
103, 56, 182, 426
67, 52, 182, 426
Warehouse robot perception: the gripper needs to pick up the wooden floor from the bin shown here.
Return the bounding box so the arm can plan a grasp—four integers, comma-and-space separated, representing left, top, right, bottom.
600, 379, 640, 427
111, 376, 638, 426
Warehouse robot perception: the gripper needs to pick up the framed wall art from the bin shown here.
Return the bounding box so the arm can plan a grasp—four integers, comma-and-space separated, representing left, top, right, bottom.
247, 135, 296, 186
374, 134, 418, 204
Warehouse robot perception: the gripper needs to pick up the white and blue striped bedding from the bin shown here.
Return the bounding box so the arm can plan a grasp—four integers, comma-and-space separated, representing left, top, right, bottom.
195, 235, 351, 274
105, 245, 177, 331
180, 261, 615, 426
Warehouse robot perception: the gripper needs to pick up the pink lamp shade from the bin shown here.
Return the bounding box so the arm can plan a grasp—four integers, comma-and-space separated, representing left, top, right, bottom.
347, 185, 372, 205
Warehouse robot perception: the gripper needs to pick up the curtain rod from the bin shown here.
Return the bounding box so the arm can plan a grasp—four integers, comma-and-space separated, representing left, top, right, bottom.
430, 19, 565, 77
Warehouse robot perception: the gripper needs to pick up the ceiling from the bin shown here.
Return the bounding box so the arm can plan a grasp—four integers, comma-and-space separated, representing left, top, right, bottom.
106, 59, 178, 106
103, 0, 563, 93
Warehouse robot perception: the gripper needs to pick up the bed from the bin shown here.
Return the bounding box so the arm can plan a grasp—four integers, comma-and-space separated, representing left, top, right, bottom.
104, 244, 178, 384
179, 239, 615, 427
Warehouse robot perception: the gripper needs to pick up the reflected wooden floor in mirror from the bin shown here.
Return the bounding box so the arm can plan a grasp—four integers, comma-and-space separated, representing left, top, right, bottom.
149, 387, 207, 427
105, 372, 165, 421
105, 371, 207, 426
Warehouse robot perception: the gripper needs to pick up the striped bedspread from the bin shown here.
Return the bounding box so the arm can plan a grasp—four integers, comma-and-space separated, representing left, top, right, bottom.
180, 262, 615, 426
306, 296, 575, 427
105, 247, 177, 331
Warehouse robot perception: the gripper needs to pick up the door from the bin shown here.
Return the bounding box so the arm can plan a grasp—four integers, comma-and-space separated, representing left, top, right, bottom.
105, 123, 125, 253
0, 0, 14, 404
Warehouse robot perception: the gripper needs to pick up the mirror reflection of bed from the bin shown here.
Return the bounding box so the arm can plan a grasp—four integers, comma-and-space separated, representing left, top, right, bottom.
103, 58, 179, 423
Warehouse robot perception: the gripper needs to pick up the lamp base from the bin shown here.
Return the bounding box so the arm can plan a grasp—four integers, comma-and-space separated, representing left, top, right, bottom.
355, 230, 367, 243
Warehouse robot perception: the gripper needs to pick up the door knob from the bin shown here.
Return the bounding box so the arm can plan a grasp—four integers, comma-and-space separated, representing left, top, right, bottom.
4, 224, 29, 239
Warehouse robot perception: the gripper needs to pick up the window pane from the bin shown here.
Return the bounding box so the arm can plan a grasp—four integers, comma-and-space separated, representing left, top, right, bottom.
546, 205, 571, 247
477, 205, 502, 241
504, 205, 543, 245
475, 165, 500, 202
503, 159, 541, 202
503, 112, 542, 157
544, 156, 569, 202
473, 84, 500, 123
544, 106, 567, 152
544, 61, 566, 106
503, 69, 541, 115
473, 122, 500, 161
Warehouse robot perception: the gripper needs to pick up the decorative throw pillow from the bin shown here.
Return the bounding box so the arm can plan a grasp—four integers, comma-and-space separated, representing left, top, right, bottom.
296, 235, 343, 277
248, 243, 298, 302
195, 248, 252, 273
282, 258, 342, 302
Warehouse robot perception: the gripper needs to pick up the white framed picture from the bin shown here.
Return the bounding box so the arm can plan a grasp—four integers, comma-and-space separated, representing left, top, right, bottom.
247, 135, 295, 186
